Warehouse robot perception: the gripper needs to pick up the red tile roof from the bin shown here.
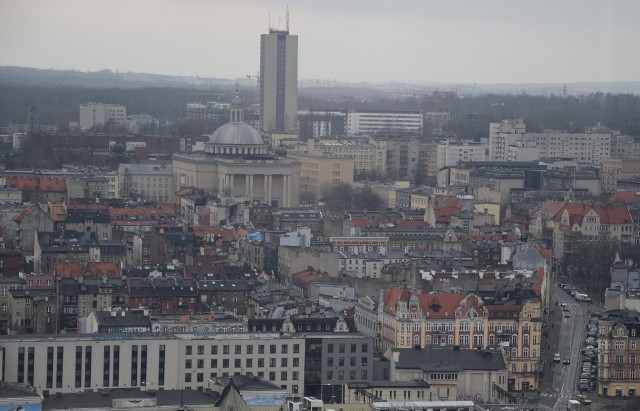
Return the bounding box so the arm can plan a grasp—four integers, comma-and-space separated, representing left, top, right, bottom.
55, 262, 122, 278
292, 267, 329, 283
608, 191, 640, 204
531, 200, 565, 220
533, 267, 544, 297
13, 205, 35, 222
350, 217, 378, 229
109, 204, 175, 220
551, 203, 587, 226
6, 177, 66, 192
175, 186, 196, 197
382, 287, 410, 313
590, 205, 633, 225
434, 197, 465, 223
418, 293, 465, 318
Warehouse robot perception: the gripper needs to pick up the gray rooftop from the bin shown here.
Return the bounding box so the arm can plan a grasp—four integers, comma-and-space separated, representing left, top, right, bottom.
94, 310, 152, 328
394, 347, 506, 371
42, 388, 216, 410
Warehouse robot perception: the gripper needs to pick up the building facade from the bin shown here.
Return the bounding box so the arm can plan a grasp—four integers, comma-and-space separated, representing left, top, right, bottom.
79, 103, 126, 131
174, 93, 301, 207
260, 29, 298, 133
347, 110, 423, 135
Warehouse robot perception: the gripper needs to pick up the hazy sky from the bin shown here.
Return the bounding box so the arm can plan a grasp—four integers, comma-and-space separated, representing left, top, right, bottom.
1, 0, 638, 84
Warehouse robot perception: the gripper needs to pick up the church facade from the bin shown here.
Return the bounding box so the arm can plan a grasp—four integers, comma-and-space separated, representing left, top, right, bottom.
173, 91, 300, 207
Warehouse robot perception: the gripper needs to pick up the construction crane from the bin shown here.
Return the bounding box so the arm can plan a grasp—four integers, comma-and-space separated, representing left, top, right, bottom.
246, 72, 260, 105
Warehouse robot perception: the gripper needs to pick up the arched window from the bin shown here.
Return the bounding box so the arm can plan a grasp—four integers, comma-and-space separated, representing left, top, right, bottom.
474, 321, 484, 332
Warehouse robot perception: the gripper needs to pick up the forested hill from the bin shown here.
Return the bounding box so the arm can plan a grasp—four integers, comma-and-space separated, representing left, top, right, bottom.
1, 66, 640, 138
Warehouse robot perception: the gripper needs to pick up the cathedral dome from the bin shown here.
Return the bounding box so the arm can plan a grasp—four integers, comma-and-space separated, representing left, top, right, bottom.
208, 122, 264, 146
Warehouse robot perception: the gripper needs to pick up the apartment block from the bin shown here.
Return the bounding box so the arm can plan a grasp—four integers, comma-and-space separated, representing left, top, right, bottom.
347, 110, 423, 135
79, 103, 126, 131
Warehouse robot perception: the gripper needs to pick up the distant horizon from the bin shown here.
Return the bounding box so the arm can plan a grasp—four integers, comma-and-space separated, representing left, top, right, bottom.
4, 65, 640, 89
1, 1, 639, 85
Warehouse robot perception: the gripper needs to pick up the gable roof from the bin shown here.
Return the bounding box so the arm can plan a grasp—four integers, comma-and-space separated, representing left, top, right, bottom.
434, 197, 466, 223
417, 294, 465, 319
608, 191, 640, 204
530, 200, 565, 220
13, 205, 35, 222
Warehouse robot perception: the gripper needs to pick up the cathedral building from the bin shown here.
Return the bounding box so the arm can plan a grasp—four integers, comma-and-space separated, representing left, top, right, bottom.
173, 91, 300, 207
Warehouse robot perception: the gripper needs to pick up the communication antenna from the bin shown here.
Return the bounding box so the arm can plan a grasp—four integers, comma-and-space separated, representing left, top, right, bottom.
286, 5, 290, 32
268, 12, 271, 30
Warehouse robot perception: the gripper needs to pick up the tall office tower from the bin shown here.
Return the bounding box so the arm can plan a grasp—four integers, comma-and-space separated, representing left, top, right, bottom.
259, 23, 298, 133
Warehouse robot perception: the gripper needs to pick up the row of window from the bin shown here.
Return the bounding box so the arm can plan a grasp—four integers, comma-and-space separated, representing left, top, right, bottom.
326, 369, 368, 380
188, 357, 301, 369
327, 356, 368, 366
185, 343, 300, 356
327, 343, 369, 353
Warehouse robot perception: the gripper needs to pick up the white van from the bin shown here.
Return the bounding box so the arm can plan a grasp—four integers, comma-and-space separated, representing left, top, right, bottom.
554, 353, 561, 362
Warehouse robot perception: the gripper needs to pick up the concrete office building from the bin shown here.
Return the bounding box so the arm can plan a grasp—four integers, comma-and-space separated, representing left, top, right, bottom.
489, 119, 526, 161
0, 333, 306, 396
79, 103, 126, 131
260, 27, 298, 133
0, 332, 373, 400
436, 140, 489, 170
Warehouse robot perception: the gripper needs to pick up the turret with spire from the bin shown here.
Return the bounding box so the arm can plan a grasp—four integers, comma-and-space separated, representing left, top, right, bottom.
229, 83, 244, 123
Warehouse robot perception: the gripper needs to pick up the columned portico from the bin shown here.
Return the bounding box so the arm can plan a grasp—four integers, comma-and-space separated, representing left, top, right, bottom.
172, 88, 301, 207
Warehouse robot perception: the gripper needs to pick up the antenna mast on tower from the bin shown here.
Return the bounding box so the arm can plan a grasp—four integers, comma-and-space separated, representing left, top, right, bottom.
286, 5, 290, 32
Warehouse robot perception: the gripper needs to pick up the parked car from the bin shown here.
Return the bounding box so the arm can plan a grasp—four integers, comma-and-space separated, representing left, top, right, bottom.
554, 353, 561, 362
563, 358, 570, 365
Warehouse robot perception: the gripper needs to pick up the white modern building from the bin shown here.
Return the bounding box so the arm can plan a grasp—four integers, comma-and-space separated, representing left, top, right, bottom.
527, 131, 612, 166
260, 28, 298, 133
347, 110, 423, 135
436, 140, 489, 170
79, 103, 126, 131
0, 333, 305, 396
489, 119, 526, 161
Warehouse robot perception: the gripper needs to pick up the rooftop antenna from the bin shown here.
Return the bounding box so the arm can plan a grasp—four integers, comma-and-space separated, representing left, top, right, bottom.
286, 5, 290, 32
268, 12, 271, 30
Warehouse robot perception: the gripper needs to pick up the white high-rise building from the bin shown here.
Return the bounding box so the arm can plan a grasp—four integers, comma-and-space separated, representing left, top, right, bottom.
79, 103, 126, 131
436, 140, 489, 169
260, 28, 298, 133
489, 119, 526, 161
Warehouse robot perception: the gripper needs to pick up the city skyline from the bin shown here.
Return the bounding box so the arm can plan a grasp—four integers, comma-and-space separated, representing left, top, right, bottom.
0, 0, 639, 85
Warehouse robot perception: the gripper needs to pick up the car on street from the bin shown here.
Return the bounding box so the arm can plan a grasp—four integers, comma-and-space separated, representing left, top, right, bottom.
563, 358, 570, 365
561, 301, 568, 307
576, 394, 593, 405
565, 313, 571, 318
554, 353, 561, 362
